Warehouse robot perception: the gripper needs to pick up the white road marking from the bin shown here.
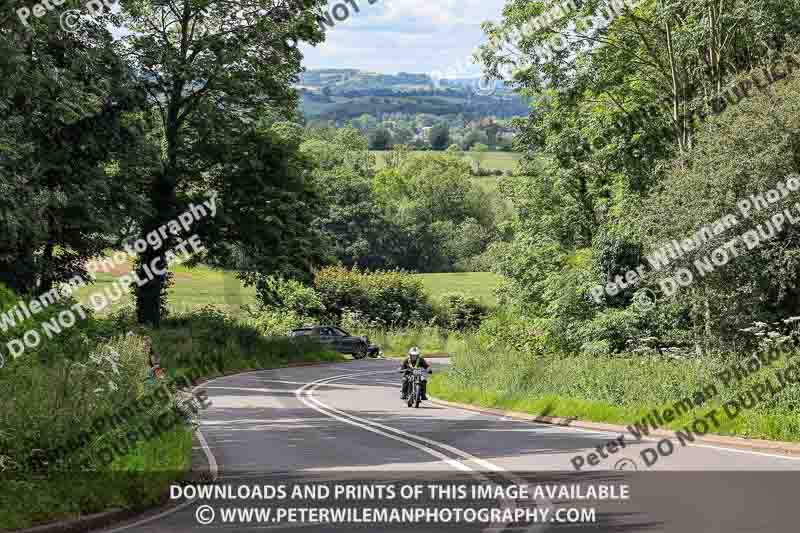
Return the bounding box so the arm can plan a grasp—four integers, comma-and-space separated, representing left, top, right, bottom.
297, 371, 551, 533
100, 372, 226, 532
430, 400, 800, 464
675, 441, 800, 462
105, 361, 540, 532
297, 371, 524, 532
296, 372, 472, 472
251, 379, 314, 385
204, 386, 300, 393
306, 373, 504, 472
195, 426, 218, 479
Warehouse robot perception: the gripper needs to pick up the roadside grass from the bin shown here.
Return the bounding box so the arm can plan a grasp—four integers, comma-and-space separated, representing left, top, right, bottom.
430, 346, 800, 444
0, 308, 341, 531
1, 430, 193, 531
151, 307, 345, 377
0, 330, 190, 531
366, 326, 450, 357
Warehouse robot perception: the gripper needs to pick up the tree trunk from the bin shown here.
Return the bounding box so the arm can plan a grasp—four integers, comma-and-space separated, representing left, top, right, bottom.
135, 79, 182, 327
0, 244, 38, 294
665, 18, 687, 155
135, 169, 177, 327
40, 238, 55, 294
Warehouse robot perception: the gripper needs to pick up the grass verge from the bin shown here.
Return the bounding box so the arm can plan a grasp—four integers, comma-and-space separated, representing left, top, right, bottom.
1, 430, 193, 531
1, 308, 342, 531
431, 348, 800, 444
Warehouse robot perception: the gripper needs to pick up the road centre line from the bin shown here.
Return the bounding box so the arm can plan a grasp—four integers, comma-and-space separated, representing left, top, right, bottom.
297, 371, 551, 532
296, 371, 474, 472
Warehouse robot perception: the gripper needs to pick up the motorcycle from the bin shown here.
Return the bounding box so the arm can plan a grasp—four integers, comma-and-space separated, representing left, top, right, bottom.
403, 367, 431, 408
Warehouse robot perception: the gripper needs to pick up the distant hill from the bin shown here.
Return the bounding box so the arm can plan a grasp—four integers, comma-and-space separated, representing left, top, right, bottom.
297, 68, 528, 122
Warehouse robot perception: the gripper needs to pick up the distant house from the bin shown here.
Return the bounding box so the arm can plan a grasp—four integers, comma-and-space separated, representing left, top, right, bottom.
498, 129, 517, 141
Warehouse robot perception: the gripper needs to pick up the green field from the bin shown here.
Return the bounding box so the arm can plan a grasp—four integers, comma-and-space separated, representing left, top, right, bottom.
416, 272, 502, 306
74, 264, 502, 315
73, 263, 257, 318
371, 150, 522, 173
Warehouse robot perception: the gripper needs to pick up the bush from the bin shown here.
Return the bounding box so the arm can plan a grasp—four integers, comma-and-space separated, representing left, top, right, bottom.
256, 276, 325, 317
155, 306, 335, 374
314, 266, 434, 327
437, 292, 487, 331
474, 308, 547, 355
0, 332, 152, 471
0, 305, 340, 530
247, 308, 308, 337
0, 282, 16, 309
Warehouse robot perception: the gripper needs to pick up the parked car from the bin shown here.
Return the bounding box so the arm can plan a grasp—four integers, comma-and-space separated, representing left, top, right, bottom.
289, 325, 382, 359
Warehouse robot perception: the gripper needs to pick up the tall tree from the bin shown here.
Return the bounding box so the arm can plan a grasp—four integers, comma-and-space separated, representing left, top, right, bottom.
474, 0, 800, 352
369, 127, 393, 150
373, 153, 497, 271
115, 0, 327, 325
301, 127, 396, 269
429, 123, 451, 150
0, 3, 150, 295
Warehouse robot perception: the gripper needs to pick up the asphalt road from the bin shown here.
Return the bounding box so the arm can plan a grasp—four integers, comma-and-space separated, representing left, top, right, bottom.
101, 359, 800, 533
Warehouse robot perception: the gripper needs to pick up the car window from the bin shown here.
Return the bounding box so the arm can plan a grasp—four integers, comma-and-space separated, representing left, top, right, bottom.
292, 329, 312, 336
319, 327, 334, 336
332, 327, 349, 336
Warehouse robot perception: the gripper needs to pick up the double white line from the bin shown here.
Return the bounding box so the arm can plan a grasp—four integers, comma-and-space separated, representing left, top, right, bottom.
295, 369, 553, 532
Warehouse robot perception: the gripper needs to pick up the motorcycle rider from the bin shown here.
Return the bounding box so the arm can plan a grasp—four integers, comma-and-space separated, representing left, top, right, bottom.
400, 346, 432, 400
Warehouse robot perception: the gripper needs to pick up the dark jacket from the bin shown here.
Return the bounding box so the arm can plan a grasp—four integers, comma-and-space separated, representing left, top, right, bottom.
400, 356, 430, 370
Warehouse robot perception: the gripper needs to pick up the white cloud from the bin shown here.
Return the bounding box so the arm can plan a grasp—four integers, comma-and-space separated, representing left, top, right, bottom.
301, 0, 506, 74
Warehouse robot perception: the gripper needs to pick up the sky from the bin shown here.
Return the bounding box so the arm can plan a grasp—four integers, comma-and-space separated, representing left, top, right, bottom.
299, 0, 508, 76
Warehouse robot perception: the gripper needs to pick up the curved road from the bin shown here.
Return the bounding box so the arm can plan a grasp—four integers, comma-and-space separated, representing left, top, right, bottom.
102, 359, 800, 532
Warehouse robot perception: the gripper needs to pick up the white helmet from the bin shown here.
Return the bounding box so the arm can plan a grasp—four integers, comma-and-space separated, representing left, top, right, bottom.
408, 346, 421, 360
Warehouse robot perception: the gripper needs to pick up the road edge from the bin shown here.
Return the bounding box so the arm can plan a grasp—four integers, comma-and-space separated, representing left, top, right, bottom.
429, 396, 800, 457
13, 357, 360, 533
